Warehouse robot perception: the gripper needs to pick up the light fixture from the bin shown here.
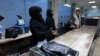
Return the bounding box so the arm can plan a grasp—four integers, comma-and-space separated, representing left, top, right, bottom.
93, 17, 99, 19
89, 1, 96, 4
92, 6, 97, 8
64, 4, 71, 7
64, 0, 71, 7
76, 7, 80, 10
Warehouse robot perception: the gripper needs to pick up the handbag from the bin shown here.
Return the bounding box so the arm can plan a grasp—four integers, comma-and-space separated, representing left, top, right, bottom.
41, 42, 79, 56
5, 27, 19, 38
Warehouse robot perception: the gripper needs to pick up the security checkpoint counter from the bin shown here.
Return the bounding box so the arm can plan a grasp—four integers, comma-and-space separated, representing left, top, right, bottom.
0, 25, 97, 56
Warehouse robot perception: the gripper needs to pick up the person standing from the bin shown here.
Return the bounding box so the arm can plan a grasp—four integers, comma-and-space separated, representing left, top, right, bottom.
74, 10, 81, 28
29, 6, 54, 46
46, 9, 56, 31
70, 10, 81, 28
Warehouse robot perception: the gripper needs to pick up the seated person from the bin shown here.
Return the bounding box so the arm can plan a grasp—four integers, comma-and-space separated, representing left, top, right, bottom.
0, 15, 4, 39
14, 15, 26, 34
64, 14, 80, 31
15, 15, 25, 27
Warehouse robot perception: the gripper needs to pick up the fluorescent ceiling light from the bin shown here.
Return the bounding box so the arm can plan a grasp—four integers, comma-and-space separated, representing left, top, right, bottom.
64, 4, 71, 7
92, 6, 97, 8
89, 1, 95, 4
76, 7, 80, 10
93, 17, 99, 19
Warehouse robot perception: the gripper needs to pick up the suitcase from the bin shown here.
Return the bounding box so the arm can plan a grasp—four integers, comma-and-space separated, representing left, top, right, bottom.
30, 42, 79, 56
14, 27, 23, 34
14, 27, 29, 34
24, 27, 29, 33
5, 27, 19, 38
41, 42, 79, 56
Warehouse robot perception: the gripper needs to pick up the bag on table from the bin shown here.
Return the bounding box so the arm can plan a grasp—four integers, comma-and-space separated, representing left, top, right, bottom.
24, 27, 29, 33
5, 27, 19, 38
41, 42, 79, 56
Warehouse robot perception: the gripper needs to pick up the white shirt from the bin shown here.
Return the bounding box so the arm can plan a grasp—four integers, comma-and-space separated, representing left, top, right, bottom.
71, 14, 81, 28
74, 14, 80, 28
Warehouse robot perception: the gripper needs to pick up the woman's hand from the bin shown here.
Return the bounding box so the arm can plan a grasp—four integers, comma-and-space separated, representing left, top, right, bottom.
51, 30, 58, 36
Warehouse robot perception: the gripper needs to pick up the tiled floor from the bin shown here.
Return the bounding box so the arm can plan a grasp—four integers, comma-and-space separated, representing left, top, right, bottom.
93, 37, 100, 56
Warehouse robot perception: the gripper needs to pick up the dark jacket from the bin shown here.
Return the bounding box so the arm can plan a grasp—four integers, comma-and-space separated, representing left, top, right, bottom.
46, 9, 56, 30
29, 6, 54, 46
30, 16, 53, 41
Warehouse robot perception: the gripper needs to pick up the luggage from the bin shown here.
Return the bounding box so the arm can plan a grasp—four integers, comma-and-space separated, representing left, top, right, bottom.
30, 42, 79, 56
14, 27, 23, 34
14, 27, 29, 34
5, 27, 19, 38
24, 27, 29, 33
41, 42, 79, 56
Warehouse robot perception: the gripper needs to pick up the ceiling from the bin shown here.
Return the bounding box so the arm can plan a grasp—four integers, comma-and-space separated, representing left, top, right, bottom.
72, 0, 100, 9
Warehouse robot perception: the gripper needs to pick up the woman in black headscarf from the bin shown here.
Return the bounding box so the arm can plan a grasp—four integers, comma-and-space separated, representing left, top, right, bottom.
29, 6, 54, 46
46, 9, 56, 31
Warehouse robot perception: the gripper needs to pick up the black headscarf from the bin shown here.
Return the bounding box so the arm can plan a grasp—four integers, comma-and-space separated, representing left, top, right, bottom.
46, 9, 56, 30
46, 9, 53, 17
0, 15, 4, 21
16, 15, 22, 19
29, 6, 45, 24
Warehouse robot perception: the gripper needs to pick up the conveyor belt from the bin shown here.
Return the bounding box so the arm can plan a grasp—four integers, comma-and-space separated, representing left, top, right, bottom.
0, 25, 97, 56
53, 25, 97, 56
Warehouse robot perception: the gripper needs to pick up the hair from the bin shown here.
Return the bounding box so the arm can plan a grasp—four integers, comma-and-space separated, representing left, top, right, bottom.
0, 15, 4, 21
29, 6, 42, 18
46, 9, 53, 17
16, 15, 22, 19
76, 10, 80, 12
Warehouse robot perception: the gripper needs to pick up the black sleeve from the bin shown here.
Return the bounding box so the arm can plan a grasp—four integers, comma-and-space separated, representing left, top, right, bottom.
30, 21, 52, 39
46, 18, 56, 30
46, 18, 51, 29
